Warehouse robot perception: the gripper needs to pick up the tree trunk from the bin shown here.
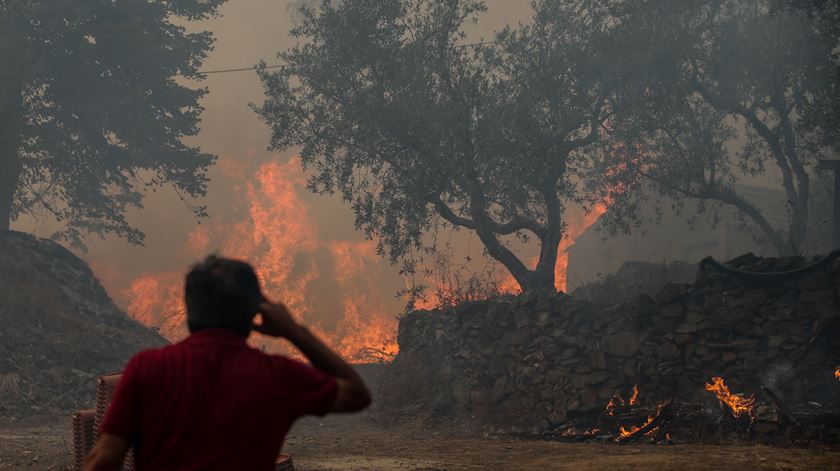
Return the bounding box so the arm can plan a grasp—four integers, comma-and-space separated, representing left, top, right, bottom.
533, 185, 563, 294
468, 218, 558, 294
716, 187, 798, 256
0, 3, 33, 232
0, 135, 21, 232
0, 87, 23, 232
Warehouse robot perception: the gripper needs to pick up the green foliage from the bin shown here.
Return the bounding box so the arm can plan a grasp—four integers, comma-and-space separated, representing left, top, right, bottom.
0, 0, 225, 247
600, 0, 839, 255
255, 0, 616, 292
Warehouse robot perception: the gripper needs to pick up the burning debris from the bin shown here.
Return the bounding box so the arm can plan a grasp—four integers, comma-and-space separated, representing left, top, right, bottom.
615, 401, 673, 444
606, 385, 639, 416
541, 385, 674, 445
703, 377, 757, 438
704, 377, 756, 422
538, 376, 840, 445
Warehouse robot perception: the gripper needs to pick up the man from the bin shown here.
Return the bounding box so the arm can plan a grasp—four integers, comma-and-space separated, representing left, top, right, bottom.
83, 256, 371, 470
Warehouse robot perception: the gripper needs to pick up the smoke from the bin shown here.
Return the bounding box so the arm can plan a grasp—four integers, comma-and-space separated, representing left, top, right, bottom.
11, 0, 547, 359
286, 0, 320, 24
761, 362, 796, 389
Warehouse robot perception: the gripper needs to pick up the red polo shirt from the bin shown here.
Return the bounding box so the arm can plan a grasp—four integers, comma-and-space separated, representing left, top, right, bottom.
100, 329, 338, 470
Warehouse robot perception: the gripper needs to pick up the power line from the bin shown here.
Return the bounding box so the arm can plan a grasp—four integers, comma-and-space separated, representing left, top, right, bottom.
182, 40, 497, 77
178, 64, 283, 77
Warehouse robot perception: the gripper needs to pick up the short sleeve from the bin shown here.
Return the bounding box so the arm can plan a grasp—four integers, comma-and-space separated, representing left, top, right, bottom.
277, 358, 338, 418
100, 354, 144, 442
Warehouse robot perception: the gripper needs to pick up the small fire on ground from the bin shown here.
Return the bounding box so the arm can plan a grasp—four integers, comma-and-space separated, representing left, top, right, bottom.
704, 376, 756, 422
550, 385, 672, 444
609, 386, 670, 443
606, 384, 639, 415
545, 377, 770, 444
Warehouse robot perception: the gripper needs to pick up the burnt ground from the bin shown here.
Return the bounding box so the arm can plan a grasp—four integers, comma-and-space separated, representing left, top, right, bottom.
2, 412, 840, 470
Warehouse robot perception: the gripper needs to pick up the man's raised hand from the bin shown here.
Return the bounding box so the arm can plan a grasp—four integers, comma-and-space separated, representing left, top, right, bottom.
256, 298, 372, 412
254, 300, 300, 338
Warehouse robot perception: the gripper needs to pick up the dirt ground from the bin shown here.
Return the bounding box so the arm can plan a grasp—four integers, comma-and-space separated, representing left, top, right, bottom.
2, 412, 840, 471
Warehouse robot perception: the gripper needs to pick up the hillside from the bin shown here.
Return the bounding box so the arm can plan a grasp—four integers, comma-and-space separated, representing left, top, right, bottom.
0, 231, 166, 419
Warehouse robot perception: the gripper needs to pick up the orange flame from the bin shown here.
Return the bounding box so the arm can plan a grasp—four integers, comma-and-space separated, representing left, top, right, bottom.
616, 401, 668, 442
834, 367, 840, 381
704, 377, 756, 419
555, 203, 608, 293
495, 202, 609, 296
119, 157, 398, 362
327, 241, 399, 362
618, 415, 654, 438
606, 384, 639, 415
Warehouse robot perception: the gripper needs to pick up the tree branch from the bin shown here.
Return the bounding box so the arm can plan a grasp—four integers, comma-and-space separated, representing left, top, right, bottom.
567, 97, 607, 151
431, 196, 475, 229
692, 79, 799, 206
639, 168, 793, 255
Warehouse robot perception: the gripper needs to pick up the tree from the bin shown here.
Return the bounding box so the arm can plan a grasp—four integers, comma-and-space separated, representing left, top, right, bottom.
0, 0, 224, 247
779, 0, 840, 152
255, 0, 617, 293
603, 0, 839, 256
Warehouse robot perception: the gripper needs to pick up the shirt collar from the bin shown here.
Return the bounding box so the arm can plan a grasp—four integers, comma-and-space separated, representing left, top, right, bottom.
183, 328, 249, 348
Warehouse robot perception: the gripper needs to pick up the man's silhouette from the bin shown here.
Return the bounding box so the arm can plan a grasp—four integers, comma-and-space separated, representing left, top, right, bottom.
83, 256, 371, 470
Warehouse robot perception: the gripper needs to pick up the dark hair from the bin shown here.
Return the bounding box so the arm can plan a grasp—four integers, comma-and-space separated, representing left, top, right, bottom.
184, 255, 263, 336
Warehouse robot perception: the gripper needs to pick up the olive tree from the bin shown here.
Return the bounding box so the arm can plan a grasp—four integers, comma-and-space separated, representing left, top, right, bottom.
256, 0, 619, 293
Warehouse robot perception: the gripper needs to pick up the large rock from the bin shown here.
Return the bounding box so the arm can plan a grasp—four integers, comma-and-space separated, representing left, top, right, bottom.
601, 331, 644, 357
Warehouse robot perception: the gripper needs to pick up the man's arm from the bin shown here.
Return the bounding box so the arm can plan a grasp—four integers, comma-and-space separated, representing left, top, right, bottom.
82, 434, 129, 471
255, 301, 372, 412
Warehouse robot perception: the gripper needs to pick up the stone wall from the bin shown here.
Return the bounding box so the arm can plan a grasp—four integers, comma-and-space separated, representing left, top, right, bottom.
381, 254, 840, 426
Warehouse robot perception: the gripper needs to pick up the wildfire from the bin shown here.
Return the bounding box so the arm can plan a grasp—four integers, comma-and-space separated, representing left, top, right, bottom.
326, 241, 399, 362
704, 377, 756, 419
116, 156, 399, 363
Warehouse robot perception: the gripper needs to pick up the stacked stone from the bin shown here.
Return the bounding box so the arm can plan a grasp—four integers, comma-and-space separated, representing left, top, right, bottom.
383, 254, 840, 427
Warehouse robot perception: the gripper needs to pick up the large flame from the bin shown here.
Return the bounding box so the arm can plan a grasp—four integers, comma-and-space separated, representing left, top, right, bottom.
119, 157, 398, 363
327, 241, 399, 362
704, 377, 756, 419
